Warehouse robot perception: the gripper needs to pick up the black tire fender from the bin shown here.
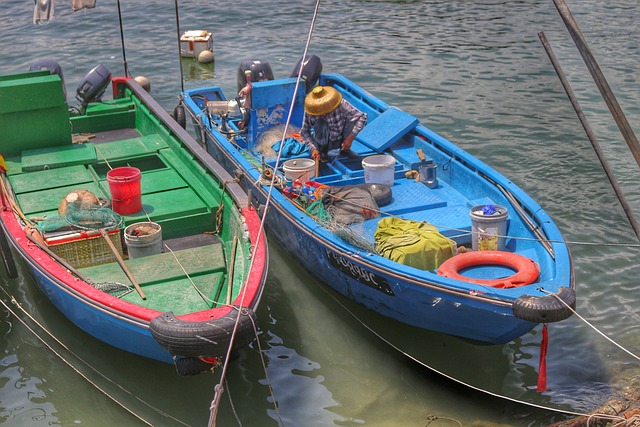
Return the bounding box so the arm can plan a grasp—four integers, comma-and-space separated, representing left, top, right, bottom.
512, 286, 576, 323
150, 307, 256, 357
173, 105, 187, 129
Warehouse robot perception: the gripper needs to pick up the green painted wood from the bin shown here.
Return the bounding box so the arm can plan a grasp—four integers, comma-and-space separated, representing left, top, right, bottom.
79, 242, 226, 286
21, 143, 97, 171
0, 73, 71, 156
120, 272, 225, 312
16, 182, 105, 216
8, 165, 93, 194
92, 134, 168, 161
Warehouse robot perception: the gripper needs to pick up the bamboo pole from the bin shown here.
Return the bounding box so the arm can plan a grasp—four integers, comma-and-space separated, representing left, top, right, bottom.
552, 0, 640, 167
539, 31, 640, 241
225, 236, 238, 305
100, 229, 146, 300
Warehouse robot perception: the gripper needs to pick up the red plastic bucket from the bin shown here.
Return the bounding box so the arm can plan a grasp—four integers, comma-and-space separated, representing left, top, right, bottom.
107, 167, 142, 215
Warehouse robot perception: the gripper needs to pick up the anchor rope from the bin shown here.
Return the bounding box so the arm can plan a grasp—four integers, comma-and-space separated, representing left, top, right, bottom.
0, 286, 191, 426
309, 278, 630, 423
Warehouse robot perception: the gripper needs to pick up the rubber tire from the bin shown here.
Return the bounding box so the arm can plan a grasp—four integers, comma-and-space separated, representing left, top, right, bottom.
512, 287, 576, 323
357, 183, 392, 207
175, 357, 217, 376
173, 105, 187, 129
150, 308, 256, 357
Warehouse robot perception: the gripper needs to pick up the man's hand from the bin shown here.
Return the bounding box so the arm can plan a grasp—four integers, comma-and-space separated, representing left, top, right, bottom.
312, 149, 321, 161
341, 135, 355, 151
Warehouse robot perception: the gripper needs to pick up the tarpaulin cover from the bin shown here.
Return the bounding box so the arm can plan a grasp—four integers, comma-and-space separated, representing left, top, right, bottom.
375, 217, 455, 271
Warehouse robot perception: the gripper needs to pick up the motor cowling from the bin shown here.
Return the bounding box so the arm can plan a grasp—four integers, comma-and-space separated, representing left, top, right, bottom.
76, 64, 111, 106
290, 54, 322, 93
29, 59, 66, 100
236, 59, 274, 93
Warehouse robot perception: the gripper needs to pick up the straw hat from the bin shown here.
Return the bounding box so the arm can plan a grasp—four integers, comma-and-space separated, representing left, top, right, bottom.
304, 86, 342, 116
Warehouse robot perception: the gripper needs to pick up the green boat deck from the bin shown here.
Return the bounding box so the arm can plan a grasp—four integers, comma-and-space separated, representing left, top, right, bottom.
8, 131, 219, 239
5, 126, 233, 313
79, 242, 226, 313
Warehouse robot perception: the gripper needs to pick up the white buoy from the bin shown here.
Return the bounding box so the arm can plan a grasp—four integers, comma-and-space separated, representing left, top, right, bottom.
198, 50, 214, 64
134, 76, 151, 92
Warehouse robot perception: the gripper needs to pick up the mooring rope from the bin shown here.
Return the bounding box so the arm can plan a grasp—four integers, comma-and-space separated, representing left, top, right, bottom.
0, 286, 193, 426
309, 278, 630, 423
541, 288, 640, 362
206, 0, 323, 424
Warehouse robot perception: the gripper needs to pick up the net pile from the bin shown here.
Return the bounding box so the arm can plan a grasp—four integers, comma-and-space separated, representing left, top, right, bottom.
255, 124, 303, 158
36, 202, 122, 233
306, 185, 379, 252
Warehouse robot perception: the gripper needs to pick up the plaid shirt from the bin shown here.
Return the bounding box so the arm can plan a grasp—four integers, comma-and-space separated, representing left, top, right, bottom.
301, 99, 367, 151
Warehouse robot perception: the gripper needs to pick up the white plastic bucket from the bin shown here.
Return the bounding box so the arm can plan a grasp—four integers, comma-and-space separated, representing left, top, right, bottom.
362, 154, 395, 186
124, 222, 163, 259
469, 205, 508, 251
283, 158, 316, 182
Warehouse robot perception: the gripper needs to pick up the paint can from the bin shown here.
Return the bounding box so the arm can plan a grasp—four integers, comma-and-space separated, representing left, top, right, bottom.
470, 205, 508, 251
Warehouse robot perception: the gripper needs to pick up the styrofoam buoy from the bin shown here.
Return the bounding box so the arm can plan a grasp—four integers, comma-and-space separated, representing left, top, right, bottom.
134, 76, 151, 92
198, 50, 214, 64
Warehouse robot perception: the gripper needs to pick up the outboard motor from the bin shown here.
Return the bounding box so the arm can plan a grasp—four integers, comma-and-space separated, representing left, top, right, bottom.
236, 59, 274, 93
76, 64, 111, 107
29, 59, 66, 100
290, 54, 322, 93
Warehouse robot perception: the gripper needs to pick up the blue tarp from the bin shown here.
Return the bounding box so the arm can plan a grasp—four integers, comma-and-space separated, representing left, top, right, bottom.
271, 137, 309, 157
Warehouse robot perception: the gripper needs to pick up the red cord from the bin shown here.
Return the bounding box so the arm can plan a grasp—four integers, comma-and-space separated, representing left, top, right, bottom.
537, 324, 548, 392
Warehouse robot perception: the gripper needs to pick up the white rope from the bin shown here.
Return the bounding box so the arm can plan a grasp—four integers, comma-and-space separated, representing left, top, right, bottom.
541, 288, 640, 362
207, 0, 323, 425
163, 242, 217, 305
0, 287, 190, 426
309, 278, 630, 423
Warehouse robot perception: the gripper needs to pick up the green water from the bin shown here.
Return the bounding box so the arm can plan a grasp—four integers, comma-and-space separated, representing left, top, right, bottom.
1, 0, 639, 425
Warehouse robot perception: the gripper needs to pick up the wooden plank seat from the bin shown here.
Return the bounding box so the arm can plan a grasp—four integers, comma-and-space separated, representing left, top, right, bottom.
91, 134, 168, 161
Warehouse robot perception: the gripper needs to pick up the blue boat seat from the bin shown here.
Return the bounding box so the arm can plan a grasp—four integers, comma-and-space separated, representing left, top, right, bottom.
379, 181, 447, 216
356, 107, 418, 153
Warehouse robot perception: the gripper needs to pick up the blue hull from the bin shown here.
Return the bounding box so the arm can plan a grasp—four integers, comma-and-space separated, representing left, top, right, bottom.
181, 69, 575, 344
23, 252, 172, 363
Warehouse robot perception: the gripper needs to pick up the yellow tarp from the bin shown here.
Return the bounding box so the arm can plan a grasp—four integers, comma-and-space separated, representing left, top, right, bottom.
375, 217, 455, 271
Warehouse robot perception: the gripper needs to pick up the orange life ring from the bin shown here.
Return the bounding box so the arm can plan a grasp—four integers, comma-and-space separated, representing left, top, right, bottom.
437, 250, 539, 289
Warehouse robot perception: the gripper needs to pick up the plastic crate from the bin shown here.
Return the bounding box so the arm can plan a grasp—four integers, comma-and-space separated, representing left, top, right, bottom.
45, 229, 123, 269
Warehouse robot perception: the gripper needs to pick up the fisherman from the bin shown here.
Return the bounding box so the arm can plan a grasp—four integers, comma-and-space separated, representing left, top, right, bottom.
300, 86, 367, 162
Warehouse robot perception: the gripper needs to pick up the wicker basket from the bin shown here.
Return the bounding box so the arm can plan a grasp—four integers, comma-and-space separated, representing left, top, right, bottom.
45, 229, 123, 269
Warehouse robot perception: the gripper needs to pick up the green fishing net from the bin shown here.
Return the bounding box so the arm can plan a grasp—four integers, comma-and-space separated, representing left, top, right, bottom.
36, 202, 123, 233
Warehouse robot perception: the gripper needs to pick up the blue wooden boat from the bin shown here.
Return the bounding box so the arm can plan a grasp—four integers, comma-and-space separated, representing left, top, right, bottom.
178, 55, 575, 345
0, 63, 268, 375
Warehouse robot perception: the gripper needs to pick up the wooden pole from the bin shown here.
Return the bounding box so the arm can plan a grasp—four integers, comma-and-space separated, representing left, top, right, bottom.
552, 0, 640, 167
225, 236, 238, 305
539, 31, 640, 241
100, 229, 146, 300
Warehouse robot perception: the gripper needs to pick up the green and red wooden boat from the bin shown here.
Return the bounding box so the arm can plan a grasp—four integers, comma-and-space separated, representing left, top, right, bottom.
0, 63, 268, 375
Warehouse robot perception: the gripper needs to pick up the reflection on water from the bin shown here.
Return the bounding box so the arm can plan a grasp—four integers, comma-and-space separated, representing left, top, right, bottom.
1, 0, 639, 425
181, 57, 215, 82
